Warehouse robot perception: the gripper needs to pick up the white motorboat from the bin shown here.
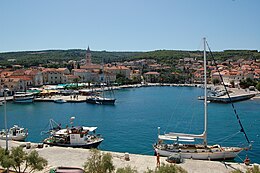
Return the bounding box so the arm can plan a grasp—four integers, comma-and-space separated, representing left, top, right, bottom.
0, 125, 28, 141
13, 92, 34, 103
54, 98, 67, 103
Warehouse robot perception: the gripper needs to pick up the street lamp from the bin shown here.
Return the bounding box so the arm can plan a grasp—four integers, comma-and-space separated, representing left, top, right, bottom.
4, 88, 9, 151
3, 88, 9, 173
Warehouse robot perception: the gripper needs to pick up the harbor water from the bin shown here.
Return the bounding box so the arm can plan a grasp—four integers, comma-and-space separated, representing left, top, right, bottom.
0, 86, 259, 163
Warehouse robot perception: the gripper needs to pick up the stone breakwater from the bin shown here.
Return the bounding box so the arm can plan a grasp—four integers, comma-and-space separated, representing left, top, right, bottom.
1, 140, 258, 173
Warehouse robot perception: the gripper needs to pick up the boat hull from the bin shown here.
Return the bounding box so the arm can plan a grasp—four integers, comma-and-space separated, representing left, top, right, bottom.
54, 99, 67, 103
13, 97, 34, 103
86, 98, 116, 105
154, 146, 242, 160
43, 139, 103, 149
0, 134, 28, 141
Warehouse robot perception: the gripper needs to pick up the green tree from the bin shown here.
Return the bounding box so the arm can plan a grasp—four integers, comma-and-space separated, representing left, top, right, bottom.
83, 149, 115, 173
256, 81, 260, 91
212, 78, 220, 85
0, 147, 13, 170
0, 146, 48, 173
240, 78, 257, 89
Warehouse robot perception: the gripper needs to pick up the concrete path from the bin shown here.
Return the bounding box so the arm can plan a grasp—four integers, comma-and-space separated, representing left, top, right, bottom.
0, 140, 256, 173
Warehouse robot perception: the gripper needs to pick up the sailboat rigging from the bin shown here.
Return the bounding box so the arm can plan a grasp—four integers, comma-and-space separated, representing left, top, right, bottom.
86, 59, 116, 105
153, 38, 250, 160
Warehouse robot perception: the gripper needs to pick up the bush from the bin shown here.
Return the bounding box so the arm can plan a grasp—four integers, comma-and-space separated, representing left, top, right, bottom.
83, 149, 114, 173
116, 166, 138, 173
246, 165, 260, 173
144, 163, 187, 173
256, 82, 260, 91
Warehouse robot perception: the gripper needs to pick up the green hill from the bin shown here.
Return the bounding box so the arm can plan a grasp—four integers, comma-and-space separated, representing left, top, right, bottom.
0, 49, 259, 68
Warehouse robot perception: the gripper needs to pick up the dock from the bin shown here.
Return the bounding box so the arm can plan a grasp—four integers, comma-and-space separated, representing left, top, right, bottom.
0, 140, 257, 173
198, 87, 259, 103
1, 84, 259, 104
34, 95, 87, 103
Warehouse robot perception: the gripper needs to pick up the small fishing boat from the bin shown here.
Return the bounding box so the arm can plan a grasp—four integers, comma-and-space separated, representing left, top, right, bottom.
0, 101, 3, 106
13, 92, 34, 103
0, 125, 28, 141
43, 117, 103, 148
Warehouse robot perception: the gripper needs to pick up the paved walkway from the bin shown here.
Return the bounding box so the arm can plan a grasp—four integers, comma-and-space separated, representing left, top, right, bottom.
0, 140, 256, 173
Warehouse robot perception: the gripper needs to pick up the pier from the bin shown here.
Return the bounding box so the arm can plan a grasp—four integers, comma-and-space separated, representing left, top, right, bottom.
0, 140, 257, 173
1, 84, 259, 104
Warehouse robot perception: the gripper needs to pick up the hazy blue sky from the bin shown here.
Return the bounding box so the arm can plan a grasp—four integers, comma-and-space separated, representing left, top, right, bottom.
0, 0, 259, 52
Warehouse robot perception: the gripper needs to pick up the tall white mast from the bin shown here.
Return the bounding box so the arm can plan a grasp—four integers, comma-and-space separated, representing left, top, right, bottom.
203, 37, 208, 146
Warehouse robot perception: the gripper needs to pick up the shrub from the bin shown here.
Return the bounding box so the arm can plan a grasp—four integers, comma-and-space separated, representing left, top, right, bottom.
116, 166, 138, 173
83, 149, 115, 173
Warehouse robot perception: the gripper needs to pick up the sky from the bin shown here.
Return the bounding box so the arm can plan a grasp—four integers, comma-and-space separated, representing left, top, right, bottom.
0, 0, 259, 52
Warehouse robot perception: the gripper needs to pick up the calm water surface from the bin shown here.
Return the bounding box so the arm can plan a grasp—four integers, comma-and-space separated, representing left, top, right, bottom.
0, 87, 259, 163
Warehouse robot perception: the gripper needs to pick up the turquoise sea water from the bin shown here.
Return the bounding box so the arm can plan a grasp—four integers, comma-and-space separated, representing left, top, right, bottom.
0, 86, 259, 163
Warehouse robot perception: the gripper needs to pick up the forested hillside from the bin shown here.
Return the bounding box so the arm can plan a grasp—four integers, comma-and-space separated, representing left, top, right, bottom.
0, 49, 259, 68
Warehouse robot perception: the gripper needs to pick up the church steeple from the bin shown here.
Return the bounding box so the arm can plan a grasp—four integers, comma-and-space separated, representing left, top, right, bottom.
86, 46, 92, 65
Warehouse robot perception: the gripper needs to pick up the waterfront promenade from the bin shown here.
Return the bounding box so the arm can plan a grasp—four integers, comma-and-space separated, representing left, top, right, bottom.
0, 140, 255, 173
1, 83, 259, 103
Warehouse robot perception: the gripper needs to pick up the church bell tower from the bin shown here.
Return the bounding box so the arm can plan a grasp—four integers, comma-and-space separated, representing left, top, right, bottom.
86, 46, 92, 65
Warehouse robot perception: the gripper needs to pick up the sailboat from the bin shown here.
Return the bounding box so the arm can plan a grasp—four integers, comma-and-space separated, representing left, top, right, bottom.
86, 61, 116, 105
153, 38, 250, 160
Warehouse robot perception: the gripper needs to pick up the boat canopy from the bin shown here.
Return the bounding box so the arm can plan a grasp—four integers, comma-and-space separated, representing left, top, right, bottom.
159, 132, 205, 142
83, 127, 97, 132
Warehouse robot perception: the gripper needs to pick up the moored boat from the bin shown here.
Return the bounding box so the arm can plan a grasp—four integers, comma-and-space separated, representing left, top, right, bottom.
0, 125, 28, 141
86, 96, 116, 105
43, 117, 103, 148
54, 98, 67, 103
13, 92, 34, 103
153, 38, 250, 161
